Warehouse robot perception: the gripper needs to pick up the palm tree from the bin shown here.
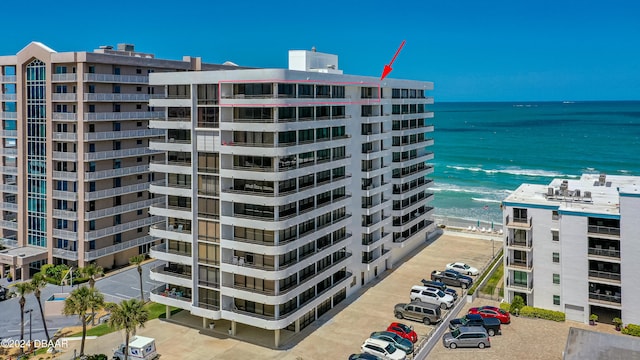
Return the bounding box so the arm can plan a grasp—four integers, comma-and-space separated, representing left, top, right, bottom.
129, 255, 145, 301
107, 298, 150, 360
63, 286, 104, 356
30, 273, 51, 343
14, 282, 33, 354
81, 263, 104, 325
81, 263, 104, 289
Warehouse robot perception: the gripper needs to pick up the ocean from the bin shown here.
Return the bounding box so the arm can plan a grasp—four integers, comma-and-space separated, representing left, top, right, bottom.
429, 101, 640, 227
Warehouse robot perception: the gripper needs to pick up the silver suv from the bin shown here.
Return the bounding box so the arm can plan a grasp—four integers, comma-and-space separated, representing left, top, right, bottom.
442, 326, 491, 349
394, 301, 442, 325
410, 286, 455, 309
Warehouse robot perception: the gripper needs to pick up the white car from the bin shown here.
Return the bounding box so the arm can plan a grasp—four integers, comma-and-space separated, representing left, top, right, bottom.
361, 338, 407, 360
446, 262, 479, 276
410, 286, 455, 309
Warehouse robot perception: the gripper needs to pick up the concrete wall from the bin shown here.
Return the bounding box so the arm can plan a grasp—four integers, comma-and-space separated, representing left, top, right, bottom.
620, 194, 640, 324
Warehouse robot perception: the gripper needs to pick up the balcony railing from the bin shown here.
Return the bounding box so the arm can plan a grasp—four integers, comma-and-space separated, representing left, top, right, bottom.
589, 291, 621, 304
84, 74, 149, 83
588, 247, 620, 259
588, 225, 621, 236
505, 278, 533, 291
150, 284, 192, 302
84, 128, 164, 141
150, 264, 192, 279
84, 93, 151, 102
506, 258, 533, 270
508, 238, 532, 248
84, 165, 149, 181
84, 216, 163, 241
588, 270, 621, 281
85, 235, 158, 261
84, 111, 164, 121
52, 74, 77, 82
84, 147, 162, 161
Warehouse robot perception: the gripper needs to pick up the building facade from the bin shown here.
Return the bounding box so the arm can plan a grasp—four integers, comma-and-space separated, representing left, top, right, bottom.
0, 42, 234, 280
147, 49, 435, 346
502, 173, 640, 325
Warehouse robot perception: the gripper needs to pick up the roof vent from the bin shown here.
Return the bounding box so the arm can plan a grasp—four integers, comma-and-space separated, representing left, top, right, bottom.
311, 46, 317, 52
547, 187, 554, 196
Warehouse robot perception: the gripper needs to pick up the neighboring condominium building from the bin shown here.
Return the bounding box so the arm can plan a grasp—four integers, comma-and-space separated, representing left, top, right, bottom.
147, 49, 435, 346
0, 42, 235, 280
502, 173, 640, 325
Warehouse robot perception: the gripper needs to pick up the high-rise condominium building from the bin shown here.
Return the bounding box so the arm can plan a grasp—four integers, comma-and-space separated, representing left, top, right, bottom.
502, 173, 640, 325
0, 42, 235, 280
147, 49, 435, 346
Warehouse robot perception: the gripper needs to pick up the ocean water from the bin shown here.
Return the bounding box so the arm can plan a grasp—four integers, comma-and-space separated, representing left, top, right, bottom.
429, 101, 640, 225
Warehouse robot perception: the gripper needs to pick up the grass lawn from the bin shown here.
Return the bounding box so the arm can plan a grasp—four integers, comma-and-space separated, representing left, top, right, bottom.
481, 262, 504, 295
71, 302, 179, 337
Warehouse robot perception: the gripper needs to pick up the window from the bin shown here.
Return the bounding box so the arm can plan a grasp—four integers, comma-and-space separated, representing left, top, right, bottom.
552, 210, 559, 220
89, 144, 95, 153
113, 85, 121, 94
89, 220, 96, 231
552, 252, 560, 263
137, 209, 143, 215
88, 65, 95, 74
552, 230, 559, 242
88, 104, 95, 113
88, 85, 95, 93
553, 295, 560, 305
553, 273, 560, 284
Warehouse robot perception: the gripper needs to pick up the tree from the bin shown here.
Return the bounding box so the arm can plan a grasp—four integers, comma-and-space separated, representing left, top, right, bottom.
107, 298, 150, 360
14, 282, 33, 354
81, 263, 104, 289
510, 295, 525, 315
81, 263, 105, 325
129, 255, 146, 301
63, 286, 104, 356
31, 273, 51, 343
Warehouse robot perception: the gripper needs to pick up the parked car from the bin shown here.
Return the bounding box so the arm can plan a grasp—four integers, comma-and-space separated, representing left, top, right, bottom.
361, 338, 406, 360
449, 313, 501, 336
348, 353, 383, 360
370, 331, 414, 354
386, 322, 418, 343
430, 269, 473, 289
468, 306, 511, 324
0, 285, 7, 301
394, 301, 442, 325
409, 286, 455, 309
420, 280, 458, 300
442, 326, 491, 349
446, 262, 479, 276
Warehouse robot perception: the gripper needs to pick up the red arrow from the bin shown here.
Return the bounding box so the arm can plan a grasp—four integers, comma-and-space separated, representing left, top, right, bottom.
380, 40, 406, 80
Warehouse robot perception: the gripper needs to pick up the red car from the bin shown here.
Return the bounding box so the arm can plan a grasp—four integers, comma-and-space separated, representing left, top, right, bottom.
387, 322, 418, 343
468, 306, 511, 324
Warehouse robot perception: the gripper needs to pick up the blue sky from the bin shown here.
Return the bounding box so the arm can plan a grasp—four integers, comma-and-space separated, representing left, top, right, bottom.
2, 0, 639, 101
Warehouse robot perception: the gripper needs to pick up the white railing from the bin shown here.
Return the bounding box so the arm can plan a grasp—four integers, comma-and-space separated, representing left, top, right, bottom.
52, 228, 78, 240
0, 184, 17, 192
1, 94, 16, 101
0, 166, 18, 174
52, 151, 78, 161
84, 93, 151, 102
84, 111, 164, 121
85, 216, 163, 241
0, 220, 17, 230
52, 209, 77, 220
52, 171, 78, 180
0, 148, 17, 156
52, 112, 78, 121
51, 74, 77, 82
85, 198, 164, 220
52, 132, 78, 141
1, 237, 18, 247
1, 75, 16, 82
84, 129, 164, 141
84, 147, 162, 161
52, 248, 78, 260
85, 235, 158, 261
0, 130, 17, 137
0, 202, 17, 211
84, 74, 149, 83
52, 190, 78, 201
52, 93, 77, 101
84, 164, 149, 180
0, 112, 17, 120
84, 180, 162, 200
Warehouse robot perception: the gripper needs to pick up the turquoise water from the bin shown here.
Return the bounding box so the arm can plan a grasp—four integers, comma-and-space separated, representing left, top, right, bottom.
430, 101, 640, 224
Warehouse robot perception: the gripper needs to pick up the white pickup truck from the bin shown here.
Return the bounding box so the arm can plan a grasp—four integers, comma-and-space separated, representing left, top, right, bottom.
113, 336, 160, 360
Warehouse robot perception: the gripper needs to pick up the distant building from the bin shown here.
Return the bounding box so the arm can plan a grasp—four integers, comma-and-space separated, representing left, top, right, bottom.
502, 173, 640, 324
147, 48, 435, 346
0, 42, 236, 280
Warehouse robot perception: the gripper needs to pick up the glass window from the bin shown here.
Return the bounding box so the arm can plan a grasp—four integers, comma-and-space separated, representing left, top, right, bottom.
553, 273, 560, 284
553, 295, 560, 305
552, 252, 560, 263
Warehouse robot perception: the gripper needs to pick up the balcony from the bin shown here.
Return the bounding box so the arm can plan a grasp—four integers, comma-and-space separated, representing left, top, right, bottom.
588, 246, 620, 259
149, 243, 192, 265
84, 165, 149, 181
1, 94, 17, 101
84, 93, 151, 102
149, 203, 192, 220
84, 128, 165, 141
85, 181, 158, 201
84, 216, 163, 241
505, 215, 532, 229
589, 291, 621, 306
52, 248, 78, 261
85, 234, 157, 261
1, 75, 16, 83
150, 160, 192, 175
505, 277, 533, 292
149, 139, 192, 152
150, 264, 192, 288
84, 73, 149, 83
507, 237, 532, 249
506, 257, 533, 271
52, 132, 78, 141
150, 284, 192, 310
0, 112, 17, 120
84, 111, 164, 121
52, 93, 77, 101
588, 270, 621, 282
84, 147, 162, 161
84, 197, 164, 220
0, 130, 17, 138
52, 151, 77, 161
51, 74, 77, 82
52, 112, 77, 121
149, 223, 193, 243
588, 225, 620, 237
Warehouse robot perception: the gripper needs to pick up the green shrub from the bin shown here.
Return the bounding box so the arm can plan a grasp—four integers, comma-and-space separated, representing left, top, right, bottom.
519, 306, 565, 322
510, 295, 525, 314
499, 302, 511, 312
622, 323, 640, 337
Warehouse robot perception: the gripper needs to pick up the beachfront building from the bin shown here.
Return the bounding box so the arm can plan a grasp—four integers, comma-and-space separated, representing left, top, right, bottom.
502, 173, 640, 325
147, 49, 435, 346
0, 42, 236, 280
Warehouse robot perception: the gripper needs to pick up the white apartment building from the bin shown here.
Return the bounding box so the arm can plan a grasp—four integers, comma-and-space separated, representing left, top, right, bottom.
502, 173, 640, 325
0, 42, 236, 280
147, 49, 435, 346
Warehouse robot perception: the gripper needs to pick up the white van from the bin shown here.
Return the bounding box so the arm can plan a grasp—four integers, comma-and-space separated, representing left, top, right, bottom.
410, 286, 455, 309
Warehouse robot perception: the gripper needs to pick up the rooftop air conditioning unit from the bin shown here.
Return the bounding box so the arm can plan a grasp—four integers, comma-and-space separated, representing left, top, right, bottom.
574, 189, 581, 197
584, 191, 592, 198
547, 187, 554, 196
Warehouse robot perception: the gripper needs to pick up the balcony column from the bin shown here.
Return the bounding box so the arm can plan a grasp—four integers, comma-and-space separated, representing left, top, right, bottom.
229, 320, 237, 336
295, 318, 300, 333
274, 328, 280, 348
165, 305, 171, 319
202, 317, 207, 329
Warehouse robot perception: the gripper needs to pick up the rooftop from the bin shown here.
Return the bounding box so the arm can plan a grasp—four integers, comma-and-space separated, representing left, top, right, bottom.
504, 173, 640, 216
563, 327, 640, 360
